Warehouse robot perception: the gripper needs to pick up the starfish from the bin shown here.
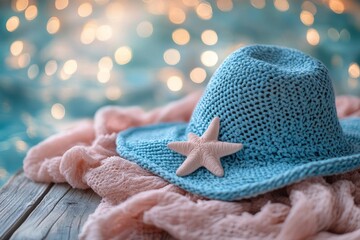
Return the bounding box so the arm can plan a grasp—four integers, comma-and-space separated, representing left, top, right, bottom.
168, 117, 243, 177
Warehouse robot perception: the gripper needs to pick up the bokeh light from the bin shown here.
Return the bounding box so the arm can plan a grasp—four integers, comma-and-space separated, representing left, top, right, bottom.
97, 56, 113, 83
250, 0, 266, 9
98, 57, 113, 71
164, 49, 181, 65
55, 0, 69, 10
182, 0, 198, 7
78, 2, 93, 17
300, 11, 314, 26
27, 64, 39, 80
105, 87, 122, 100
81, 21, 97, 44
97, 70, 111, 83
96, 25, 113, 41
15, 140, 28, 152
137, 21, 153, 38
306, 28, 320, 46
328, 28, 340, 41
47, 17, 61, 34
201, 30, 218, 46
302, 1, 317, 14
340, 29, 350, 41
349, 63, 360, 79
51, 103, 66, 120
172, 28, 190, 45
6, 16, 20, 32
167, 76, 183, 91
115, 46, 132, 65
169, 8, 186, 24
45, 60, 58, 76
25, 5, 38, 21
216, 0, 233, 12
106, 2, 123, 20
10, 41, 24, 56
59, 69, 71, 80
274, 0, 289, 12
63, 60, 78, 75
190, 67, 207, 83
329, 0, 345, 14
201, 51, 218, 67
15, 0, 29, 12
196, 2, 212, 20
18, 53, 30, 68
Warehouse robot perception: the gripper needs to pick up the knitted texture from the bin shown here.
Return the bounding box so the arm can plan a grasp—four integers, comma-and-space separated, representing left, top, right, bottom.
117, 45, 360, 201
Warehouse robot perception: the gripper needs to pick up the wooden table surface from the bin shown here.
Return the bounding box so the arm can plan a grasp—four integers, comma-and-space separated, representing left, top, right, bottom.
0, 171, 101, 240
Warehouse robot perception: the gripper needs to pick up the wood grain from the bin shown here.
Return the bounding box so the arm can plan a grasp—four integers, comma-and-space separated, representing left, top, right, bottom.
11, 183, 101, 240
0, 171, 52, 239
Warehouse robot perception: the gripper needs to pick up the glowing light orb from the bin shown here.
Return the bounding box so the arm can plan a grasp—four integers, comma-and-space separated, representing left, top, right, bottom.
167, 76, 183, 91
306, 28, 320, 46
201, 30, 218, 45
201, 51, 218, 67
63, 59, 78, 75
47, 17, 60, 34
51, 103, 65, 120
300, 11, 314, 26
172, 28, 190, 45
196, 2, 213, 20
163, 49, 181, 65
115, 46, 132, 65
25, 5, 38, 21
190, 67, 207, 83
78, 2, 93, 17
6, 16, 20, 32
137, 21, 153, 38
10, 40, 24, 56
349, 63, 360, 78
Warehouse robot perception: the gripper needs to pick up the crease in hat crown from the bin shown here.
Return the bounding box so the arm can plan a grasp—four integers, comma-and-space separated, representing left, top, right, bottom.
186, 45, 353, 163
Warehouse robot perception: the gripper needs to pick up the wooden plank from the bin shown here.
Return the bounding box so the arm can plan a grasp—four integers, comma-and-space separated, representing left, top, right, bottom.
11, 183, 101, 240
0, 171, 52, 240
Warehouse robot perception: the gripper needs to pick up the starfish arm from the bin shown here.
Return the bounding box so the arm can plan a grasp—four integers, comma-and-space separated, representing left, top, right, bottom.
202, 153, 224, 177
188, 132, 199, 141
172, 116, 244, 178
202, 117, 220, 141
168, 141, 194, 156
207, 142, 243, 157
176, 150, 202, 177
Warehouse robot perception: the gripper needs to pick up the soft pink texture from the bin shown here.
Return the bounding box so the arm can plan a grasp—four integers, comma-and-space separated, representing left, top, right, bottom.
336, 96, 360, 118
23, 93, 360, 240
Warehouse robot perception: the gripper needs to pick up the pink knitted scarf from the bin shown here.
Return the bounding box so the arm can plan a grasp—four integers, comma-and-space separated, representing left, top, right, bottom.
24, 93, 360, 240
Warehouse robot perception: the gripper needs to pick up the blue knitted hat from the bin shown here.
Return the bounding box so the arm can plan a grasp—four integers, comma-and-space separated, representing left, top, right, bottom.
116, 45, 360, 201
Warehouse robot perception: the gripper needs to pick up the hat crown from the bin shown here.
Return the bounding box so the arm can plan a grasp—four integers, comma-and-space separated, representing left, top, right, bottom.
188, 45, 352, 160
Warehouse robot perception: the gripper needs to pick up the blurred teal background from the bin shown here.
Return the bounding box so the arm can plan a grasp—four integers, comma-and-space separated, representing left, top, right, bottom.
0, 0, 359, 185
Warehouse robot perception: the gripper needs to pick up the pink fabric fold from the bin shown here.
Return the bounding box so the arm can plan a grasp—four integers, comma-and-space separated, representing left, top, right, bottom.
336, 96, 360, 118
23, 93, 360, 240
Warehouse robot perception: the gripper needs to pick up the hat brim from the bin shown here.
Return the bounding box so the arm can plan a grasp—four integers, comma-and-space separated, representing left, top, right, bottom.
116, 117, 360, 201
